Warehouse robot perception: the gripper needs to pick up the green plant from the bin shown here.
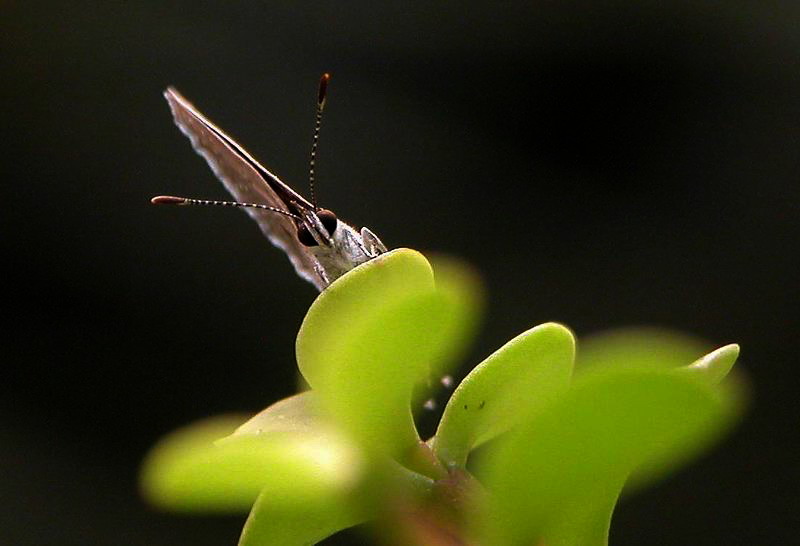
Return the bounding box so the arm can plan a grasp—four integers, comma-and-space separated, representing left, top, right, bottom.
140, 249, 745, 545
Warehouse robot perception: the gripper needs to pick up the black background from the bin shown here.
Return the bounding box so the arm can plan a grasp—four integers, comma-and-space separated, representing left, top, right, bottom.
3, 2, 798, 544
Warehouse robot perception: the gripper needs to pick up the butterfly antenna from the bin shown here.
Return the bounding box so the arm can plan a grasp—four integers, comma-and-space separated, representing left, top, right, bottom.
151, 195, 302, 220
308, 73, 330, 211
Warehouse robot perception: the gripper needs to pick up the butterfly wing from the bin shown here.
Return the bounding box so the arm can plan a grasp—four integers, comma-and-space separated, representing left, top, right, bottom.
164, 87, 325, 290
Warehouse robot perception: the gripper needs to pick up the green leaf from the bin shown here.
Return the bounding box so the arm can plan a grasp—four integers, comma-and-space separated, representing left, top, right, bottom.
237, 458, 438, 546
577, 327, 740, 385
576, 327, 710, 371
627, 344, 744, 489
475, 369, 741, 546
140, 413, 364, 513
676, 343, 740, 385
297, 248, 435, 390
238, 486, 367, 546
140, 414, 252, 511
433, 323, 575, 467
231, 391, 320, 437
543, 484, 622, 546
296, 249, 470, 466
576, 331, 744, 490
318, 289, 458, 464
426, 254, 485, 377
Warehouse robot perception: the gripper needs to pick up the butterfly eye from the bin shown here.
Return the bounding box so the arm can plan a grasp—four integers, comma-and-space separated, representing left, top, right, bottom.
297, 210, 337, 246
317, 209, 338, 236
297, 225, 318, 247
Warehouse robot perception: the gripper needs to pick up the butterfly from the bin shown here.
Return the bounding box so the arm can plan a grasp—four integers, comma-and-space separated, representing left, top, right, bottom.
152, 74, 387, 291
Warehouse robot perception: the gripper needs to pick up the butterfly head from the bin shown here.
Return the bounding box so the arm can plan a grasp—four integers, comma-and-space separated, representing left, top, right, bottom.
297, 208, 338, 247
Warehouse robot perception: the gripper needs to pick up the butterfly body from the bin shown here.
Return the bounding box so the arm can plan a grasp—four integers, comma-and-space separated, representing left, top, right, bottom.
305, 219, 386, 286
161, 83, 387, 290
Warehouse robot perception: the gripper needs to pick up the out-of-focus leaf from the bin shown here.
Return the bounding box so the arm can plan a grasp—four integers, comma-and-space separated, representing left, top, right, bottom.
433, 323, 575, 467
426, 254, 485, 376
626, 344, 744, 489
140, 414, 251, 511
475, 369, 742, 546
576, 327, 710, 371
238, 485, 368, 546
576, 333, 744, 490
543, 485, 622, 546
318, 289, 459, 464
296, 249, 471, 468
238, 457, 440, 546
140, 414, 363, 513
230, 391, 319, 438
297, 248, 434, 390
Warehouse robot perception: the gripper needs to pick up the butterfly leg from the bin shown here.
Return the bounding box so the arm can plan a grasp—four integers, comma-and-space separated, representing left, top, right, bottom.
313, 261, 330, 286
361, 227, 387, 257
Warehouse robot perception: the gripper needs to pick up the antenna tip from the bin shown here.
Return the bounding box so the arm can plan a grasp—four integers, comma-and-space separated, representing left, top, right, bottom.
318, 73, 331, 107
151, 195, 188, 205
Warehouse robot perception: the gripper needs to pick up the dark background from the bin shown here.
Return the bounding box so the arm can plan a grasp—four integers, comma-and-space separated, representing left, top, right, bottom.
2, 2, 798, 544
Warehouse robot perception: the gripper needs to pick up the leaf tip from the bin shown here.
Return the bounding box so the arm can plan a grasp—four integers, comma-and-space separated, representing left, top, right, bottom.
536, 321, 577, 351
687, 343, 741, 384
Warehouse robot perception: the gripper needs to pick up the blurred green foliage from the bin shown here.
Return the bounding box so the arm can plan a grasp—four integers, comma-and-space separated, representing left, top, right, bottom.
140, 249, 744, 545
